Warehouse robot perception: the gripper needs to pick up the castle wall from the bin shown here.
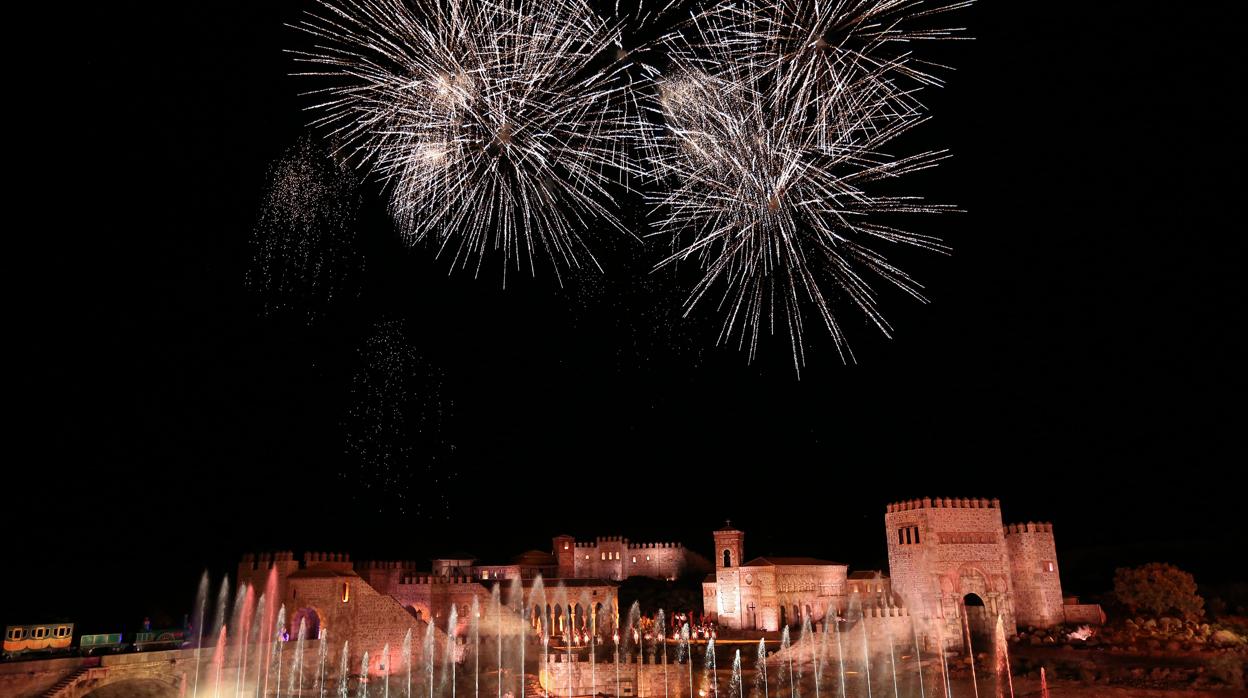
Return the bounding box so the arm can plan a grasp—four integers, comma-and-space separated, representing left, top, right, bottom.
541, 655, 692, 698
283, 572, 448, 676
557, 537, 705, 581
1004, 522, 1065, 628
885, 498, 1014, 650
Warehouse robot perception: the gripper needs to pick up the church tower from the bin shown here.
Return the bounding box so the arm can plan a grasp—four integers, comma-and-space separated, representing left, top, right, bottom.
710, 521, 745, 627
714, 521, 744, 570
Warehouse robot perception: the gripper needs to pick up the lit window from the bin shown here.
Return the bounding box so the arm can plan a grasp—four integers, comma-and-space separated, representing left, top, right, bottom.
601, 553, 606, 561
1044, 561, 1055, 573
646, 556, 650, 561
632, 556, 637, 563
564, 543, 570, 550
585, 555, 589, 560
342, 582, 350, 603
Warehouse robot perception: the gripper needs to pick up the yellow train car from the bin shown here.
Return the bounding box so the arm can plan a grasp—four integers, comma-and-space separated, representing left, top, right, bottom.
3, 623, 74, 657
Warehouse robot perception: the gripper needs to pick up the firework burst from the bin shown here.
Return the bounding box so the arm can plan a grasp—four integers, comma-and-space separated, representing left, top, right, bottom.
293, 0, 644, 280
709, 0, 972, 133
643, 6, 963, 369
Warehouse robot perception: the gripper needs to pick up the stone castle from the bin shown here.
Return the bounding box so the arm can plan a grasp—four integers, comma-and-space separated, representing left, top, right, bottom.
238, 498, 1101, 675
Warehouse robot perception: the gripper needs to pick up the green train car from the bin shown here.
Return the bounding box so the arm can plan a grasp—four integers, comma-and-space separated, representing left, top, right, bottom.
3, 623, 74, 658
79, 632, 125, 654
133, 628, 186, 652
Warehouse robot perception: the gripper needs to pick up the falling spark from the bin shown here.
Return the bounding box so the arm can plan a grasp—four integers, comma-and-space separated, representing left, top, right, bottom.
248, 135, 364, 320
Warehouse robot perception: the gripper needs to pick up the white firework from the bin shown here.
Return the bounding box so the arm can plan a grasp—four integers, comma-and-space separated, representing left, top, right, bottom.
293, 0, 644, 279
644, 8, 962, 369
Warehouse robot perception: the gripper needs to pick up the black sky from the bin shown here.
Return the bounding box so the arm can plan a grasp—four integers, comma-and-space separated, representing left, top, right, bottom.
7, 1, 1242, 634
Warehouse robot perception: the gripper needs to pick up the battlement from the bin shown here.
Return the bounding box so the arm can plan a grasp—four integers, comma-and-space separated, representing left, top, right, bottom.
569, 538, 684, 549
1004, 522, 1054, 535
356, 560, 420, 570
303, 551, 351, 564
861, 604, 911, 619
240, 551, 296, 569
886, 497, 1000, 513
399, 575, 484, 585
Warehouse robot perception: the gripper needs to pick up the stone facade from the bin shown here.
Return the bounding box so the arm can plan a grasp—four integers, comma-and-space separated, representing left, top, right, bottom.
553, 535, 710, 582
884, 497, 1094, 651
702, 523, 850, 632
237, 547, 623, 680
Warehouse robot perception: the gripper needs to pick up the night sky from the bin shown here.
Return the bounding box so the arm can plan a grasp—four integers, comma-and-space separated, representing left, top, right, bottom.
8, 2, 1241, 634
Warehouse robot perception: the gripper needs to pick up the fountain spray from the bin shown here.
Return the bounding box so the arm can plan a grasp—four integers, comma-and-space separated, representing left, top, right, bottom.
472, 597, 480, 698
705, 638, 718, 698
910, 610, 925, 698
339, 641, 350, 698
449, 606, 460, 698
318, 628, 330, 698
194, 571, 209, 698
993, 615, 1013, 698
404, 628, 413, 698
383, 642, 391, 698
960, 606, 978, 698
681, 624, 691, 698
658, 610, 668, 698
755, 638, 768, 698
361, 650, 371, 698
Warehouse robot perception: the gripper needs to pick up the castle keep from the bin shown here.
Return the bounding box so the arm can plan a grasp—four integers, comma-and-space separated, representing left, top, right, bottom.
884, 497, 1102, 647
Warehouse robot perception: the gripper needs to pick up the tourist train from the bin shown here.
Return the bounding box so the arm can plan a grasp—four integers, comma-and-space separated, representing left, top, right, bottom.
2, 623, 186, 659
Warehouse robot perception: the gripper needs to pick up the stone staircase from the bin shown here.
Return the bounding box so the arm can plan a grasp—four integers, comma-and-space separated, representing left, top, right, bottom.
43, 666, 90, 697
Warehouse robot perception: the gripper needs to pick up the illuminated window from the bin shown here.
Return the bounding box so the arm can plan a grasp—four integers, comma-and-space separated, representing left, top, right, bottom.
585, 554, 589, 560
646, 556, 650, 561
601, 553, 606, 561
1044, 561, 1055, 573
7, 628, 22, 640
632, 556, 637, 563
342, 582, 350, 603
564, 543, 570, 550
34, 627, 47, 639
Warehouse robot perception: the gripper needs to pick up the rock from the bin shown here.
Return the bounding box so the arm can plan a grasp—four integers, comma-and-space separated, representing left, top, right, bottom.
1212, 629, 1245, 647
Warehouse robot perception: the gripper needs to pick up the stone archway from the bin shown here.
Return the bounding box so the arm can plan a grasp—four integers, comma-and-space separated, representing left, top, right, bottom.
291, 607, 322, 640
962, 593, 992, 648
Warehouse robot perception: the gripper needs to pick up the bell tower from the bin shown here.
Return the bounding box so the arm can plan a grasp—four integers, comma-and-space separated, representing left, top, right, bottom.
714, 521, 744, 569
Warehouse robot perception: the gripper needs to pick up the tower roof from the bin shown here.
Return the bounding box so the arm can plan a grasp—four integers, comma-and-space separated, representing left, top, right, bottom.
715, 520, 741, 532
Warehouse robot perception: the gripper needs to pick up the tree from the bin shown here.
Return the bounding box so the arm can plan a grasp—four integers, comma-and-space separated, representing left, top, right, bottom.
1113, 563, 1205, 619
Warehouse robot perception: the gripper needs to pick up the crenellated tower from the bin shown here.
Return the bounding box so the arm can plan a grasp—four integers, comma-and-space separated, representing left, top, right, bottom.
1004, 522, 1064, 627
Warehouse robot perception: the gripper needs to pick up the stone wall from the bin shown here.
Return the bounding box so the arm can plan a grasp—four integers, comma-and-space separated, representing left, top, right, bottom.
1004, 522, 1065, 627
1062, 603, 1106, 625
557, 537, 705, 582
541, 655, 692, 698
885, 498, 1015, 649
